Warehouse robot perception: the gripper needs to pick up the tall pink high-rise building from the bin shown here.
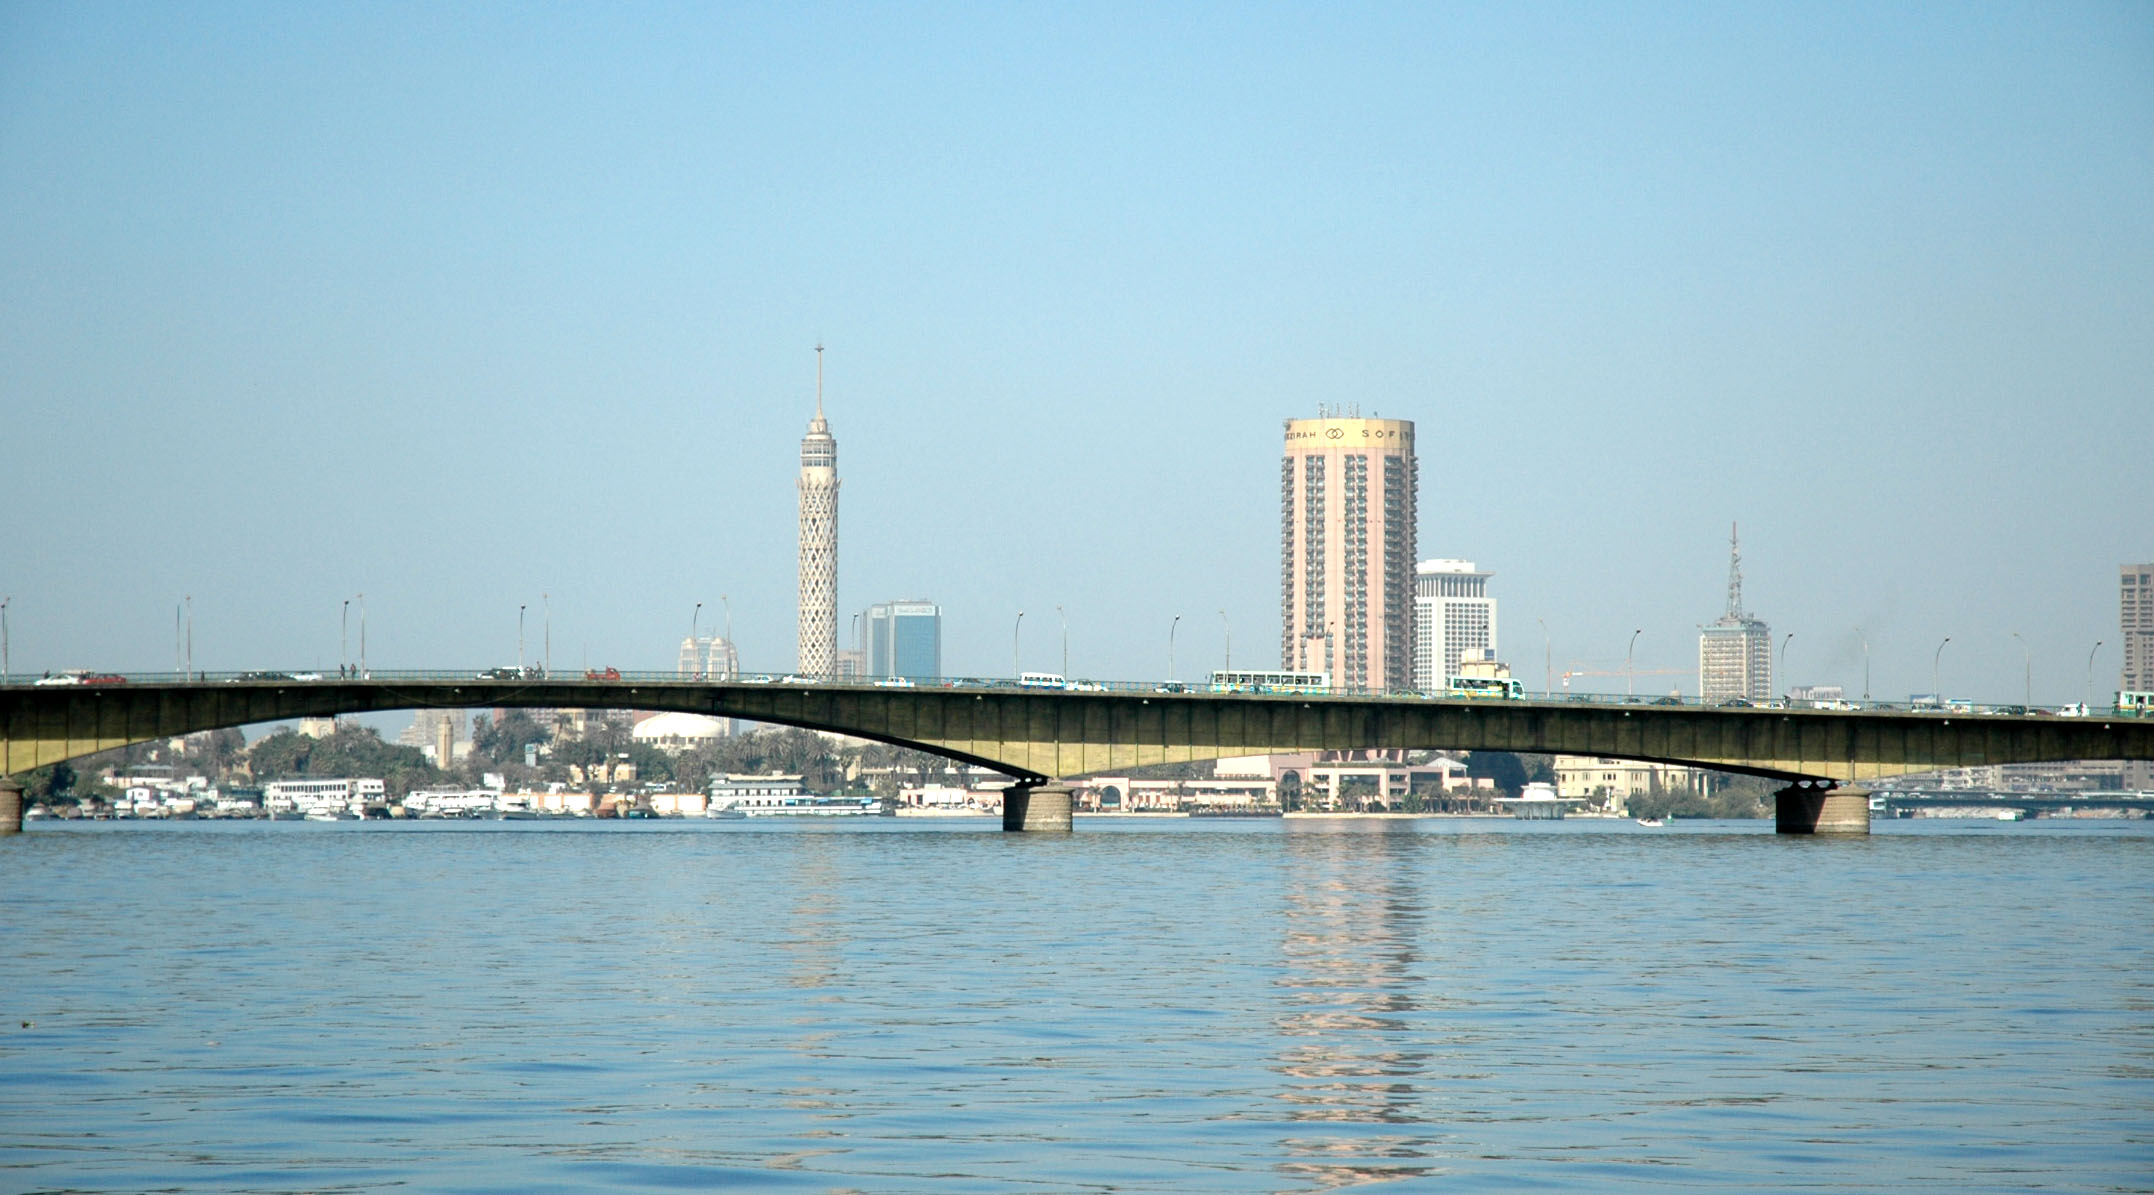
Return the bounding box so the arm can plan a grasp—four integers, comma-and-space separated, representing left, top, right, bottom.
1279, 410, 1417, 692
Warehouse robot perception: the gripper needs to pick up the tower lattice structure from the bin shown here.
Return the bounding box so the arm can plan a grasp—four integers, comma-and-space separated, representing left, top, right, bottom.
797, 346, 839, 676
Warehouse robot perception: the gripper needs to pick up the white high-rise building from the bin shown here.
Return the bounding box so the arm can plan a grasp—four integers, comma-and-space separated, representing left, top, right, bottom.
1412, 560, 1497, 691
1699, 524, 1771, 703
677, 635, 739, 679
797, 345, 839, 676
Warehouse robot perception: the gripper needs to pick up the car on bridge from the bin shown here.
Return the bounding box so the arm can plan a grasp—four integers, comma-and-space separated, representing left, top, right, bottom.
34, 670, 118, 686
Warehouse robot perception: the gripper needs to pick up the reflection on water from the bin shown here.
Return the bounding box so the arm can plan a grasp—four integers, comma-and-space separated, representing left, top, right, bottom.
1273, 826, 1443, 1188
0, 818, 2148, 1192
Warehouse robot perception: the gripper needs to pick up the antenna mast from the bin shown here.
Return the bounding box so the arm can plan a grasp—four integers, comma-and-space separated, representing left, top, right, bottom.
1726, 522, 1744, 619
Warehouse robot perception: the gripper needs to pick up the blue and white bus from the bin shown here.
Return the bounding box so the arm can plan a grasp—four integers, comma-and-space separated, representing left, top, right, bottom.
1446, 675, 1525, 700
1210, 669, 1331, 695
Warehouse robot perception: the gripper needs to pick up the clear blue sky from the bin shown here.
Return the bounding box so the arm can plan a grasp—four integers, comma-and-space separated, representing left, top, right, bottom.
3, 2, 2148, 703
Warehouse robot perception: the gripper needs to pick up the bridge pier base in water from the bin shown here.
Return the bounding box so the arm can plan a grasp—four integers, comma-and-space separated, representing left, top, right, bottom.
1002, 782, 1074, 833
0, 778, 22, 835
1774, 782, 1870, 835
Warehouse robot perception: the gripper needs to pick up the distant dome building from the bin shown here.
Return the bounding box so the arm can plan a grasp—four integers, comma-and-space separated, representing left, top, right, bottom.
631, 711, 730, 755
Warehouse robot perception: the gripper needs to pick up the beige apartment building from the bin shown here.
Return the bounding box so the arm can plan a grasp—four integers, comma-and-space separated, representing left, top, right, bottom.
1279, 411, 1418, 692
1554, 755, 1712, 814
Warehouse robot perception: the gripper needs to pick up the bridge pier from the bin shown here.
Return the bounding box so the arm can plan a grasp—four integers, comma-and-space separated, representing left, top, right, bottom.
1002, 782, 1073, 833
0, 778, 22, 835
1774, 782, 1870, 835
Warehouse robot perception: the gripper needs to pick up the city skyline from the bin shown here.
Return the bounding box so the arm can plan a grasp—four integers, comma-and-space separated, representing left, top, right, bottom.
1, 6, 2146, 704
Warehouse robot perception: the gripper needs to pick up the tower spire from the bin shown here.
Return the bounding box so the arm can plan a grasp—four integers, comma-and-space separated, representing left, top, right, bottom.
1727, 521, 1744, 620
814, 341, 824, 419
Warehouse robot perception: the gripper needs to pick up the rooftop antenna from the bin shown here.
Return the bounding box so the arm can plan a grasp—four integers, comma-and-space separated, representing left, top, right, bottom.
1726, 522, 1744, 620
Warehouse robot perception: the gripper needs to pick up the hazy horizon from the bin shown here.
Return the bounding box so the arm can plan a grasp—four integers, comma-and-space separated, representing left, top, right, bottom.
4, 4, 2148, 706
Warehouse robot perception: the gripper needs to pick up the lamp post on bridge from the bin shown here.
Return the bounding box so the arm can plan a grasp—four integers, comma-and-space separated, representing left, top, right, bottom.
1219, 609, 1230, 674
184, 595, 191, 680
1013, 611, 1024, 679
2088, 640, 2104, 711
1, 595, 10, 686
720, 594, 732, 674
1537, 617, 1550, 695
690, 602, 702, 678
341, 600, 350, 676
1169, 614, 1181, 685
518, 604, 526, 672
543, 593, 550, 676
357, 594, 365, 677
1779, 632, 1793, 699
1855, 627, 1871, 703
1932, 637, 1951, 707
1056, 605, 1067, 680
2011, 631, 2030, 709
1625, 629, 1641, 697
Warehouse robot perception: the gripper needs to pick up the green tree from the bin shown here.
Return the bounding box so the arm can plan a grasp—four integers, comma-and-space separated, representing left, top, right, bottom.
1465, 750, 1528, 796
20, 761, 77, 806
1277, 770, 1302, 812
248, 725, 450, 799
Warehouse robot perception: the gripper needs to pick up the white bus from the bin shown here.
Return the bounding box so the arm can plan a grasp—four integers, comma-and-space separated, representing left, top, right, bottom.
1447, 675, 1525, 700
1019, 672, 1067, 688
1209, 670, 1330, 695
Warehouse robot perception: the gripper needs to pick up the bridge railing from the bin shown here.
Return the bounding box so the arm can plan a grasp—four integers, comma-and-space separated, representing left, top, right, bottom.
1, 668, 2142, 719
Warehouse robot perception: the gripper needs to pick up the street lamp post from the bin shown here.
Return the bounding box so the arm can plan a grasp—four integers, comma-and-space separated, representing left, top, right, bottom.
1, 595, 10, 685
1932, 637, 1951, 707
1013, 611, 1024, 679
2087, 640, 2104, 710
357, 594, 365, 676
1537, 617, 1550, 695
2011, 631, 2030, 709
1855, 627, 1871, 702
1056, 605, 1068, 680
1779, 632, 1793, 698
1220, 609, 1231, 674
1625, 629, 1642, 697
1169, 614, 1182, 684
341, 600, 350, 676
691, 602, 703, 677
720, 594, 732, 670
518, 605, 527, 672
543, 593, 550, 676
185, 595, 192, 679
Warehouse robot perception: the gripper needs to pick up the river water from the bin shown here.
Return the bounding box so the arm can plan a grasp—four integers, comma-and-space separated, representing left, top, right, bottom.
2, 817, 2148, 1192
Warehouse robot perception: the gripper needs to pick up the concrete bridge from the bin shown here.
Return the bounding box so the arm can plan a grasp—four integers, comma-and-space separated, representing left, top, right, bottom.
3, 671, 2150, 835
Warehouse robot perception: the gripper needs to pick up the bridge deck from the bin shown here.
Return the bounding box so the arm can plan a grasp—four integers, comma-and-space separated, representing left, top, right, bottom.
5, 672, 2151, 784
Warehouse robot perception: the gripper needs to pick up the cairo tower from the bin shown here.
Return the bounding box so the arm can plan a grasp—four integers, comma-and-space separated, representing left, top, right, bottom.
797, 345, 839, 675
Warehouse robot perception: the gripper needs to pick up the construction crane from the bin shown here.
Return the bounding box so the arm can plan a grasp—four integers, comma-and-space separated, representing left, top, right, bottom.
1560, 665, 1694, 690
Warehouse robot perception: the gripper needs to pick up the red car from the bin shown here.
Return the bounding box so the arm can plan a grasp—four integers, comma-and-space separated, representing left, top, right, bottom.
585, 667, 622, 681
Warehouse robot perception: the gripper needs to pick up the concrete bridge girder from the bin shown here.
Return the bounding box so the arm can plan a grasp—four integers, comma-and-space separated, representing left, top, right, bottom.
4, 681, 2152, 790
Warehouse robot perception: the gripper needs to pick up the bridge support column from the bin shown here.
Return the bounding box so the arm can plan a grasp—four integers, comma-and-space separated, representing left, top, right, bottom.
1002, 782, 1073, 833
1774, 783, 1870, 835
0, 778, 23, 835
